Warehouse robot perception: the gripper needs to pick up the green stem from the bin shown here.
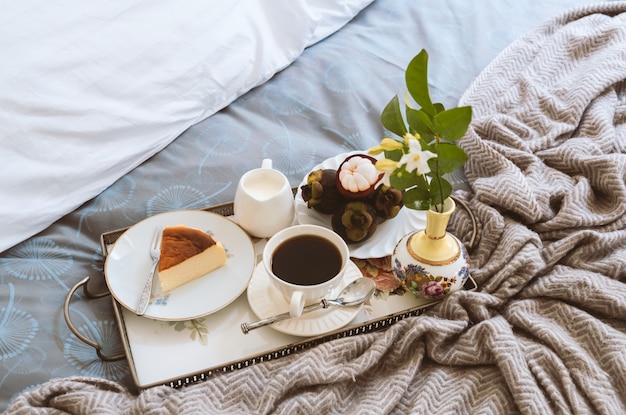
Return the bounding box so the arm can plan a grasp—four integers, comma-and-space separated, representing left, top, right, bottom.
433, 135, 444, 212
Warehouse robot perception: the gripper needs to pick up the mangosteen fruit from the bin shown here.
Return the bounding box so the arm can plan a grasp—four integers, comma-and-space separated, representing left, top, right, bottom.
300, 169, 343, 214
331, 200, 378, 243
373, 185, 404, 220
336, 154, 383, 199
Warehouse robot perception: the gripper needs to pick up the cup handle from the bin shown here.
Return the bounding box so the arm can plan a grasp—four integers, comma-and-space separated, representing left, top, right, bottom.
289, 291, 305, 317
261, 158, 272, 170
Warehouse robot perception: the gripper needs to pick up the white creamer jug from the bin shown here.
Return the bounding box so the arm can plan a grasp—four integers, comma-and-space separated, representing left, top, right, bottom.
234, 159, 295, 238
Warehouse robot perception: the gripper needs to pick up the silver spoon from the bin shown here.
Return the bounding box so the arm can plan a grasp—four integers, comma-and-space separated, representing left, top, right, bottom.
241, 277, 376, 334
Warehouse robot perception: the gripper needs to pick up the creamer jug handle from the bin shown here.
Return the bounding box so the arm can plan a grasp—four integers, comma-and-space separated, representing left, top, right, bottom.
261, 159, 272, 169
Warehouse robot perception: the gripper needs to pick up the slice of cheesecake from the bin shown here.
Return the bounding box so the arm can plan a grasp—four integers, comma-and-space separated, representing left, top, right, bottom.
157, 225, 227, 293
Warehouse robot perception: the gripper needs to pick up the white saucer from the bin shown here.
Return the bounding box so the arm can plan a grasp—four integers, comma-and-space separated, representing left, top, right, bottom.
246, 261, 363, 337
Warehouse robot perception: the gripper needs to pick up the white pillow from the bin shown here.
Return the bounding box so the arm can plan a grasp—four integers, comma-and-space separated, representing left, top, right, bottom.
0, 0, 373, 252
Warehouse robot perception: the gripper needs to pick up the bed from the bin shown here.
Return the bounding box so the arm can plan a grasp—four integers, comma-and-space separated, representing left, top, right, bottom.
2, 0, 625, 413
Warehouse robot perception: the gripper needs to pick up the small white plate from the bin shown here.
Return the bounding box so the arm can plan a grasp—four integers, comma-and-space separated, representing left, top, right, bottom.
246, 261, 363, 337
105, 210, 255, 321
295, 151, 427, 259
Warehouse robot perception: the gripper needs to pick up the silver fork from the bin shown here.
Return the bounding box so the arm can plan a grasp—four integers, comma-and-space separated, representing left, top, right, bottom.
136, 226, 163, 315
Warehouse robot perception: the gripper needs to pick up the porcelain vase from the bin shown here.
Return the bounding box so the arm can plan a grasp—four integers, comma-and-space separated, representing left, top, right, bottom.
392, 197, 469, 299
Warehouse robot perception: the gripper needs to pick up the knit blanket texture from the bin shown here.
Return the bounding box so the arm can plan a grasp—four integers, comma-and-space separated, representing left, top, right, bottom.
6, 2, 626, 414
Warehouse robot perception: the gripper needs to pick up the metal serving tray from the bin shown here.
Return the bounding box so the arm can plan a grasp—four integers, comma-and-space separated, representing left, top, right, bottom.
65, 197, 477, 390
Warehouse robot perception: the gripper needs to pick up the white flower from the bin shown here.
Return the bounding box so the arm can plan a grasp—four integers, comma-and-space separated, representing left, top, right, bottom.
398, 136, 436, 175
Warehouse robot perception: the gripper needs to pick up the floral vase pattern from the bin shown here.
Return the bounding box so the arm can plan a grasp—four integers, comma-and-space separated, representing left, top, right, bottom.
392, 198, 469, 299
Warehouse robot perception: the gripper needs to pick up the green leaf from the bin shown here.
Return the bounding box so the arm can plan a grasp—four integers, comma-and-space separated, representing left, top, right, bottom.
403, 186, 431, 210
406, 50, 437, 116
433, 142, 468, 175
429, 176, 452, 209
383, 148, 404, 163
389, 165, 416, 191
406, 107, 435, 142
389, 165, 430, 191
433, 106, 472, 141
381, 96, 407, 137
418, 136, 435, 152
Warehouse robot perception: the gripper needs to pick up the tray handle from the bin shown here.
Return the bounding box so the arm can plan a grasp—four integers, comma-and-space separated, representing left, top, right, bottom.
63, 276, 125, 362
451, 194, 478, 253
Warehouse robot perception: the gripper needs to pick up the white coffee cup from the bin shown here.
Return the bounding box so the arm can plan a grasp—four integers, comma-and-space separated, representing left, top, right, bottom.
234, 159, 295, 238
263, 224, 350, 317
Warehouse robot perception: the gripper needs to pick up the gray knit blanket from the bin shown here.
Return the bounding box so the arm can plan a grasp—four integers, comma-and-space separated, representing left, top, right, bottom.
7, 3, 626, 414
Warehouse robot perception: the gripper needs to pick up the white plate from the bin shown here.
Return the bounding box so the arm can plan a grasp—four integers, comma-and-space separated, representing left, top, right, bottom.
295, 151, 427, 259
247, 261, 363, 337
105, 210, 255, 321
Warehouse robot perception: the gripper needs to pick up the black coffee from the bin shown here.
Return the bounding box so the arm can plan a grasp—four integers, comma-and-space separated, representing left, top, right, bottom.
271, 235, 342, 285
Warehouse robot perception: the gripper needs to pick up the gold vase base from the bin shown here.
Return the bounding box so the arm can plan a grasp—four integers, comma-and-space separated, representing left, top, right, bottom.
407, 231, 461, 266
